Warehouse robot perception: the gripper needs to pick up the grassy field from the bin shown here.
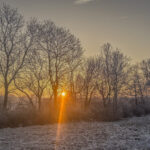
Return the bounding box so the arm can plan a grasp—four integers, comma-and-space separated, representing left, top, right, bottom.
0, 115, 150, 150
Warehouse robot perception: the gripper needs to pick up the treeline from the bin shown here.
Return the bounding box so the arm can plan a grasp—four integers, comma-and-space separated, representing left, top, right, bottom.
0, 4, 150, 119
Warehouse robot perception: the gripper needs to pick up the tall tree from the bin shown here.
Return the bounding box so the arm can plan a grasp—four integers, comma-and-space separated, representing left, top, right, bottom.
14, 49, 48, 110
82, 57, 97, 107
96, 43, 130, 111
0, 4, 33, 109
141, 59, 150, 81
38, 21, 83, 104
110, 48, 129, 112
96, 43, 113, 107
66, 46, 83, 101
129, 64, 145, 105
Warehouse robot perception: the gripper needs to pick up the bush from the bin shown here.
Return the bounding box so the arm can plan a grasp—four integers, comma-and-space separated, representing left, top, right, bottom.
1, 99, 150, 129
132, 105, 145, 117
121, 103, 133, 118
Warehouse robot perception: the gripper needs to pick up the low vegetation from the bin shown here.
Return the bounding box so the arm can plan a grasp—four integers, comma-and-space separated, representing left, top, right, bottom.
1, 99, 150, 129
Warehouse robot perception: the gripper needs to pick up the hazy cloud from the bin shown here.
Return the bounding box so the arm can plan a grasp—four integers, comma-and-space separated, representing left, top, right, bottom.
74, 0, 94, 5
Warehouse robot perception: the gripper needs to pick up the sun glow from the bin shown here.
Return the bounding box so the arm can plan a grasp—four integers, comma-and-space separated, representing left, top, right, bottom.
61, 91, 66, 97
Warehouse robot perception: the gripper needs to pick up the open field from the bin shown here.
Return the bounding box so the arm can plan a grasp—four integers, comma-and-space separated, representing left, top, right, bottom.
0, 115, 150, 150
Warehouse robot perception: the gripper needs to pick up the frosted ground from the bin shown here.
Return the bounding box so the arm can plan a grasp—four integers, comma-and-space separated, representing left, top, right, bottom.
0, 116, 150, 150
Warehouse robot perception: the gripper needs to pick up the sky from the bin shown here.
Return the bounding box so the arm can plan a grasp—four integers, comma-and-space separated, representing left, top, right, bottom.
0, 0, 150, 62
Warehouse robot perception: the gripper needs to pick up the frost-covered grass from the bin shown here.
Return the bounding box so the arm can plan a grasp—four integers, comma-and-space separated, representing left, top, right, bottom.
0, 115, 150, 150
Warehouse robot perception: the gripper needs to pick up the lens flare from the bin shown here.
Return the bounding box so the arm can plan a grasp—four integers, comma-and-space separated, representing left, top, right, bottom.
55, 91, 66, 150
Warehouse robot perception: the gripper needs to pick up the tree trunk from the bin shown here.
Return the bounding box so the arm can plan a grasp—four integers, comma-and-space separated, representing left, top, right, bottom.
28, 97, 34, 108
113, 90, 118, 118
134, 92, 138, 105
38, 97, 41, 110
3, 85, 8, 110
84, 97, 88, 108
102, 98, 106, 108
53, 89, 58, 105
134, 85, 138, 105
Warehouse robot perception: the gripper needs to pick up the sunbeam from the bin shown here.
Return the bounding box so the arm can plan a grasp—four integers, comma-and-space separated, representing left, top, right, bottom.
55, 91, 66, 150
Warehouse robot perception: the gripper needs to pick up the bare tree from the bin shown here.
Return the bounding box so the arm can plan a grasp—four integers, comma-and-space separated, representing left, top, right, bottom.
14, 50, 48, 110
110, 49, 129, 112
129, 64, 145, 105
141, 59, 150, 81
72, 72, 85, 102
38, 21, 83, 105
96, 43, 129, 112
66, 48, 83, 101
0, 4, 33, 110
14, 19, 48, 110
82, 57, 97, 107
140, 59, 150, 98
96, 43, 113, 107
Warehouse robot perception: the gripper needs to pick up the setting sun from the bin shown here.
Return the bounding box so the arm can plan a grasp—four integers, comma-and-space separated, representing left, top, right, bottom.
61, 92, 66, 97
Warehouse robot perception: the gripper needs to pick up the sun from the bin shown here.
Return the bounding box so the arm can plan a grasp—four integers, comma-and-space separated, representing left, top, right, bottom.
61, 91, 66, 97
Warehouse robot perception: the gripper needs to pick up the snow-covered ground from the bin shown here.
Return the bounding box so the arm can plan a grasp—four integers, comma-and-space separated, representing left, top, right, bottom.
0, 116, 150, 150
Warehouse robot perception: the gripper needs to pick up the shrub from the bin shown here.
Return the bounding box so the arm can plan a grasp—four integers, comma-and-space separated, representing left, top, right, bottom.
1, 99, 150, 129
